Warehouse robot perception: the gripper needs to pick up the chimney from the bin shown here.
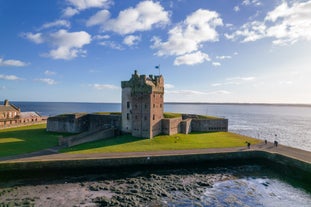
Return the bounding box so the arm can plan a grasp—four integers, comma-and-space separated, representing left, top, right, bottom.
4, 99, 9, 106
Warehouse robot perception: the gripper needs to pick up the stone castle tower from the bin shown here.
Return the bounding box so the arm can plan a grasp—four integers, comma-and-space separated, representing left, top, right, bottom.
121, 70, 164, 138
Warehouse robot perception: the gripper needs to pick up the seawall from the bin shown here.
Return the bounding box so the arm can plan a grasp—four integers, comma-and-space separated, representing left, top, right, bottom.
0, 150, 310, 186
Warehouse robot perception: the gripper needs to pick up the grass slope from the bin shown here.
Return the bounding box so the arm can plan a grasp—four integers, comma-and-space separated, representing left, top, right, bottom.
0, 124, 66, 157
62, 132, 260, 154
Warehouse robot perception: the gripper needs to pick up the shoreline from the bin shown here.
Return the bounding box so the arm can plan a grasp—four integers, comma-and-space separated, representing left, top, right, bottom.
0, 142, 310, 185
0, 143, 310, 206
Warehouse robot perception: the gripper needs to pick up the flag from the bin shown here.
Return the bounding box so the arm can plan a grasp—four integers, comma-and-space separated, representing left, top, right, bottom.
155, 65, 160, 69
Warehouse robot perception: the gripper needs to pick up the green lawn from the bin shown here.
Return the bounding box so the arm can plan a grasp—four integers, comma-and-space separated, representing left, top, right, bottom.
62, 132, 260, 154
0, 124, 67, 157
0, 124, 261, 157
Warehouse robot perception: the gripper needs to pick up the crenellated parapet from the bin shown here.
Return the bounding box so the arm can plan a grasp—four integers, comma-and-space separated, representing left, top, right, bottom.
121, 70, 164, 96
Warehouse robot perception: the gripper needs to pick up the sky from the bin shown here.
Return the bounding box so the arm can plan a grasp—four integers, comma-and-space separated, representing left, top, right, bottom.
0, 0, 311, 104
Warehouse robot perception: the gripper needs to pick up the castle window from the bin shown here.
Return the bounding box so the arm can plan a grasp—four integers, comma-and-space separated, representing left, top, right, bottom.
145, 103, 147, 108
160, 104, 162, 108
127, 101, 130, 109
127, 113, 130, 120
153, 114, 155, 120
135, 115, 138, 120
144, 116, 147, 120
153, 104, 155, 108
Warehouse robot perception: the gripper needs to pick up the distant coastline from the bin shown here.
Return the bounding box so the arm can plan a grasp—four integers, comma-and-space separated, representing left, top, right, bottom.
166, 102, 311, 107
11, 101, 311, 108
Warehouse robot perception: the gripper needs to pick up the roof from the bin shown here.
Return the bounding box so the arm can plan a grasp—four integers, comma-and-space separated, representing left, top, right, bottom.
0, 105, 19, 112
0, 100, 20, 112
19, 112, 41, 119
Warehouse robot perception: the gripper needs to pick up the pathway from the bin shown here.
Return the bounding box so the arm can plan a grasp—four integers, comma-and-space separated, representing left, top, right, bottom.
0, 141, 310, 164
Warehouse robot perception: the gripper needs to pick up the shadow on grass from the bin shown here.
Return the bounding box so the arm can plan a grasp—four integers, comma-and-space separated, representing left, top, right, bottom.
61, 134, 145, 153
0, 125, 71, 157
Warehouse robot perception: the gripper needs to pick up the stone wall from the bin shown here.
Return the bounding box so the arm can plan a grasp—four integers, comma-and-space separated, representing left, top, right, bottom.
88, 114, 121, 131
162, 117, 182, 135
191, 119, 228, 132
59, 128, 115, 147
180, 118, 192, 134
47, 113, 88, 133
47, 113, 122, 134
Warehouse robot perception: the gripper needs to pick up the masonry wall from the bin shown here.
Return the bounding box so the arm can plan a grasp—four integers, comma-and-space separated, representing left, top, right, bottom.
59, 128, 115, 147
121, 87, 132, 133
46, 114, 88, 133
162, 117, 182, 135
88, 114, 121, 131
180, 118, 192, 134
191, 119, 228, 132
131, 94, 152, 138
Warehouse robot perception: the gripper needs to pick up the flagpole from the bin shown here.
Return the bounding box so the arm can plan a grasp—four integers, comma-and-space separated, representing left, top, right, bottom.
158, 64, 161, 75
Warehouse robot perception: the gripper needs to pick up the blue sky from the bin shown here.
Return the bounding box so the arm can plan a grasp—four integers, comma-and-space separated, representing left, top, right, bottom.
0, 0, 311, 103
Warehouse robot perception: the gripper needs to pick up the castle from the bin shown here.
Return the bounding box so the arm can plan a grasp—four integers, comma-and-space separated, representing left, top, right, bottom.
47, 71, 228, 142
121, 70, 164, 138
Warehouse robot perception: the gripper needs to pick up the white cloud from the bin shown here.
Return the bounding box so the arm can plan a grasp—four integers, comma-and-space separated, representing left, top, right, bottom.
44, 70, 56, 76
166, 89, 230, 95
227, 76, 255, 81
242, 0, 261, 6
66, 0, 111, 10
64, 0, 112, 16
166, 89, 208, 95
212, 62, 221, 67
23, 30, 91, 60
164, 83, 175, 89
40, 20, 71, 30
234, 6, 240, 12
212, 76, 255, 86
0, 74, 22, 81
0, 58, 28, 67
36, 78, 57, 85
22, 32, 44, 44
86, 10, 110, 26
152, 9, 223, 57
92, 1, 169, 35
63, 7, 79, 17
227, 1, 311, 45
123, 35, 141, 46
39, 29, 92, 60
174, 51, 210, 66
216, 55, 232, 60
93, 34, 110, 40
90, 83, 119, 90
99, 41, 123, 50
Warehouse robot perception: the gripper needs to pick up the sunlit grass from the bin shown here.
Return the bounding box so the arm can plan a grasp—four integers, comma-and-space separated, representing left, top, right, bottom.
0, 138, 24, 144
62, 132, 260, 154
0, 124, 68, 157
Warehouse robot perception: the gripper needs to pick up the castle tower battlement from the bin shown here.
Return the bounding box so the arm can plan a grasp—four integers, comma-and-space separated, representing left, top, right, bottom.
121, 70, 164, 138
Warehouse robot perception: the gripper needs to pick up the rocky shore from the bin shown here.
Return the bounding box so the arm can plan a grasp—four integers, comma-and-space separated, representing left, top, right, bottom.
0, 167, 238, 207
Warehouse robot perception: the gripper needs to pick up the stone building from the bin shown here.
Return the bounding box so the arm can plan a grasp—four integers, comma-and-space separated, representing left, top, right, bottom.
47, 70, 228, 139
0, 100, 21, 127
121, 70, 164, 138
0, 100, 44, 128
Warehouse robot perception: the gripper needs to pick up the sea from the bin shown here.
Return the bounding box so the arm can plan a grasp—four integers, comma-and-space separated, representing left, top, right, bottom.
4, 102, 311, 206
12, 101, 311, 152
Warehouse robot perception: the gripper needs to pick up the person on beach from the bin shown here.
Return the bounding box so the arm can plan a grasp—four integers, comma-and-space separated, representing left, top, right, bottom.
265, 140, 267, 144
274, 141, 278, 147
